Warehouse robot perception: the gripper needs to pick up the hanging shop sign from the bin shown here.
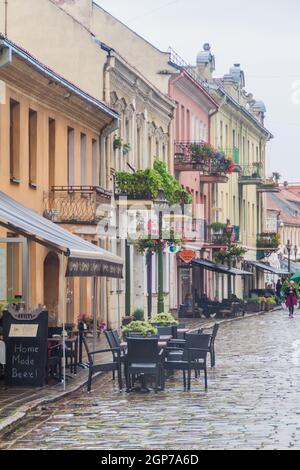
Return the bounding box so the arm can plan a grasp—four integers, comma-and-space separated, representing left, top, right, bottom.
178, 250, 196, 264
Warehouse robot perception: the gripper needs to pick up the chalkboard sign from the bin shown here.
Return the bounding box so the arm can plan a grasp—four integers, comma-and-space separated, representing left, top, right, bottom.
3, 308, 48, 387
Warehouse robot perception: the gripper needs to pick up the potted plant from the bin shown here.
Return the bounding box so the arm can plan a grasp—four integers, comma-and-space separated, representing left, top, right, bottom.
122, 315, 134, 326
122, 320, 158, 339
265, 297, 277, 311
257, 297, 266, 311
209, 222, 227, 234
123, 143, 131, 156
132, 309, 145, 321
78, 313, 93, 332
244, 298, 262, 313
113, 135, 123, 150
150, 312, 179, 326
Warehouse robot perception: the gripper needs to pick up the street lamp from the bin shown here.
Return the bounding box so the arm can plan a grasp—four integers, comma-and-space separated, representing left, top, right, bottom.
286, 240, 292, 273
153, 188, 168, 314
224, 221, 235, 298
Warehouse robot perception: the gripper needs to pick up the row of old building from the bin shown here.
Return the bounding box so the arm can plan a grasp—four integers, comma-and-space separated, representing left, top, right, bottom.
0, 0, 283, 328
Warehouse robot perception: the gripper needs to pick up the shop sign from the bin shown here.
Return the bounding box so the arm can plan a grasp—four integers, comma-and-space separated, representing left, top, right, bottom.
178, 250, 196, 264
3, 309, 48, 387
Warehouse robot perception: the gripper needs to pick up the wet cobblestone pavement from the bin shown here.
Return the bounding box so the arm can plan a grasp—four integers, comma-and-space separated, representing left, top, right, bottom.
1, 309, 300, 450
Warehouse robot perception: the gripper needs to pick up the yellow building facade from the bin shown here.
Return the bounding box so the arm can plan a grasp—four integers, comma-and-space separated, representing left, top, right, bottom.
0, 36, 119, 327
195, 46, 273, 298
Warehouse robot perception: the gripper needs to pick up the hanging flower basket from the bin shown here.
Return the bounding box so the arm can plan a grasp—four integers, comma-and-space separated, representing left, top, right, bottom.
134, 230, 183, 255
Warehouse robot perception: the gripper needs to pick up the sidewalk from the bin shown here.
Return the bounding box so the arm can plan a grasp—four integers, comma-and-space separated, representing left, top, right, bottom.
0, 308, 278, 437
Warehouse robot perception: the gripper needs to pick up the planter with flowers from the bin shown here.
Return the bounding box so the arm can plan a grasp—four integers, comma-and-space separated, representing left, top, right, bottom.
122, 320, 158, 339
150, 312, 179, 326
134, 229, 183, 255
77, 313, 93, 332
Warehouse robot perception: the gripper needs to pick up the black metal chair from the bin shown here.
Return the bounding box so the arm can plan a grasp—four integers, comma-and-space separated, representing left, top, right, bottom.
164, 334, 211, 391
104, 330, 126, 381
209, 323, 219, 368
82, 336, 122, 392
46, 342, 62, 384
125, 337, 165, 393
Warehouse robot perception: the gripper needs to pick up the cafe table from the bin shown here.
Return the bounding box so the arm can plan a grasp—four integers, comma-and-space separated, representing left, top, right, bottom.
48, 336, 79, 375
120, 335, 173, 351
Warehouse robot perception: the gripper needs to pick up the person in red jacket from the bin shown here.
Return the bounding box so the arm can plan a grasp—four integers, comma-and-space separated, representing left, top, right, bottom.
285, 282, 298, 318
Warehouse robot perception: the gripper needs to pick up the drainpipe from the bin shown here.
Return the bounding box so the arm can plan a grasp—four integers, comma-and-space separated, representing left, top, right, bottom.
99, 117, 119, 188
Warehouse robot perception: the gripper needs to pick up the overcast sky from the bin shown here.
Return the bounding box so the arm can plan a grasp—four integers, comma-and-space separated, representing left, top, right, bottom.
96, 0, 300, 182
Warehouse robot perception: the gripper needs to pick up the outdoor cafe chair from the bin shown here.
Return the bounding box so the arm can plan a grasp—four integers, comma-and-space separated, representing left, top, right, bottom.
46, 342, 62, 384
82, 336, 122, 392
156, 325, 177, 338
125, 337, 165, 393
104, 330, 126, 381
209, 323, 219, 368
164, 334, 211, 391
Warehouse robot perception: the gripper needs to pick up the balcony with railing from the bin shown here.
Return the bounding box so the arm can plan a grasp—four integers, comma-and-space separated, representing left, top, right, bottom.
257, 174, 280, 193
256, 232, 280, 260
43, 186, 112, 224
174, 142, 235, 183
239, 163, 263, 185
203, 224, 240, 248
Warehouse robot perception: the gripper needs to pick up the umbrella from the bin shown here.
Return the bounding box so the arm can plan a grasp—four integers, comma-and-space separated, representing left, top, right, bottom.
291, 271, 300, 285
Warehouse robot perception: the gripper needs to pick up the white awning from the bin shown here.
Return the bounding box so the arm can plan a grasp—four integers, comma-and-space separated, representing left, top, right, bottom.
0, 191, 123, 278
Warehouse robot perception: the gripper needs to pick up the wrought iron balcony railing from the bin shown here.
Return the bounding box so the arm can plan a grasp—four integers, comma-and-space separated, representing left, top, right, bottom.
43, 186, 112, 224
217, 147, 240, 164
257, 175, 280, 193
256, 232, 280, 259
174, 141, 231, 182
239, 164, 263, 184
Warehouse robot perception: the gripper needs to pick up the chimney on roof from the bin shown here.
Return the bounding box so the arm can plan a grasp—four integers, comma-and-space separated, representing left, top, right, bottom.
196, 43, 215, 82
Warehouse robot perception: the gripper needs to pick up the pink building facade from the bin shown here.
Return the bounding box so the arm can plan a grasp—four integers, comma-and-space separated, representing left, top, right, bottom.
169, 70, 218, 311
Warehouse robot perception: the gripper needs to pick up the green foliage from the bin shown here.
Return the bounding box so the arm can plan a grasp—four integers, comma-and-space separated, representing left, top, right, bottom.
115, 160, 192, 205
189, 143, 214, 160
122, 321, 158, 338
122, 143, 131, 156
266, 296, 277, 305
150, 312, 179, 326
134, 229, 183, 255
245, 297, 261, 305
257, 233, 280, 249
209, 222, 227, 233
132, 309, 145, 321
113, 136, 122, 150
214, 245, 247, 264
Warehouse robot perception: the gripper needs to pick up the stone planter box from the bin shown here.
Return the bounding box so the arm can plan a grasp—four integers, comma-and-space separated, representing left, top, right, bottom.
245, 303, 262, 313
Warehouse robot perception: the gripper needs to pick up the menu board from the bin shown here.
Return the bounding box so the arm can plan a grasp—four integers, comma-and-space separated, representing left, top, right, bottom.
3, 309, 48, 387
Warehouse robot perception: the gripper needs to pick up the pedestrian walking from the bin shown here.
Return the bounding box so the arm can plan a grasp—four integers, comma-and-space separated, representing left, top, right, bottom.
276, 279, 283, 305
285, 281, 298, 318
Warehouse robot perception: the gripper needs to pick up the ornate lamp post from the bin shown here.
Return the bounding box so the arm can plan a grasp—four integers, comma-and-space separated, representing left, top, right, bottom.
224, 221, 235, 298
294, 245, 298, 262
154, 188, 168, 314
286, 240, 292, 273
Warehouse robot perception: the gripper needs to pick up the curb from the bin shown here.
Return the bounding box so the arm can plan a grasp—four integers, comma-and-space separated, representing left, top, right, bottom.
0, 371, 102, 439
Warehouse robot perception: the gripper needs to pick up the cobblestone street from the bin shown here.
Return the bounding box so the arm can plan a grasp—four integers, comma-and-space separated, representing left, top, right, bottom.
1, 309, 300, 450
